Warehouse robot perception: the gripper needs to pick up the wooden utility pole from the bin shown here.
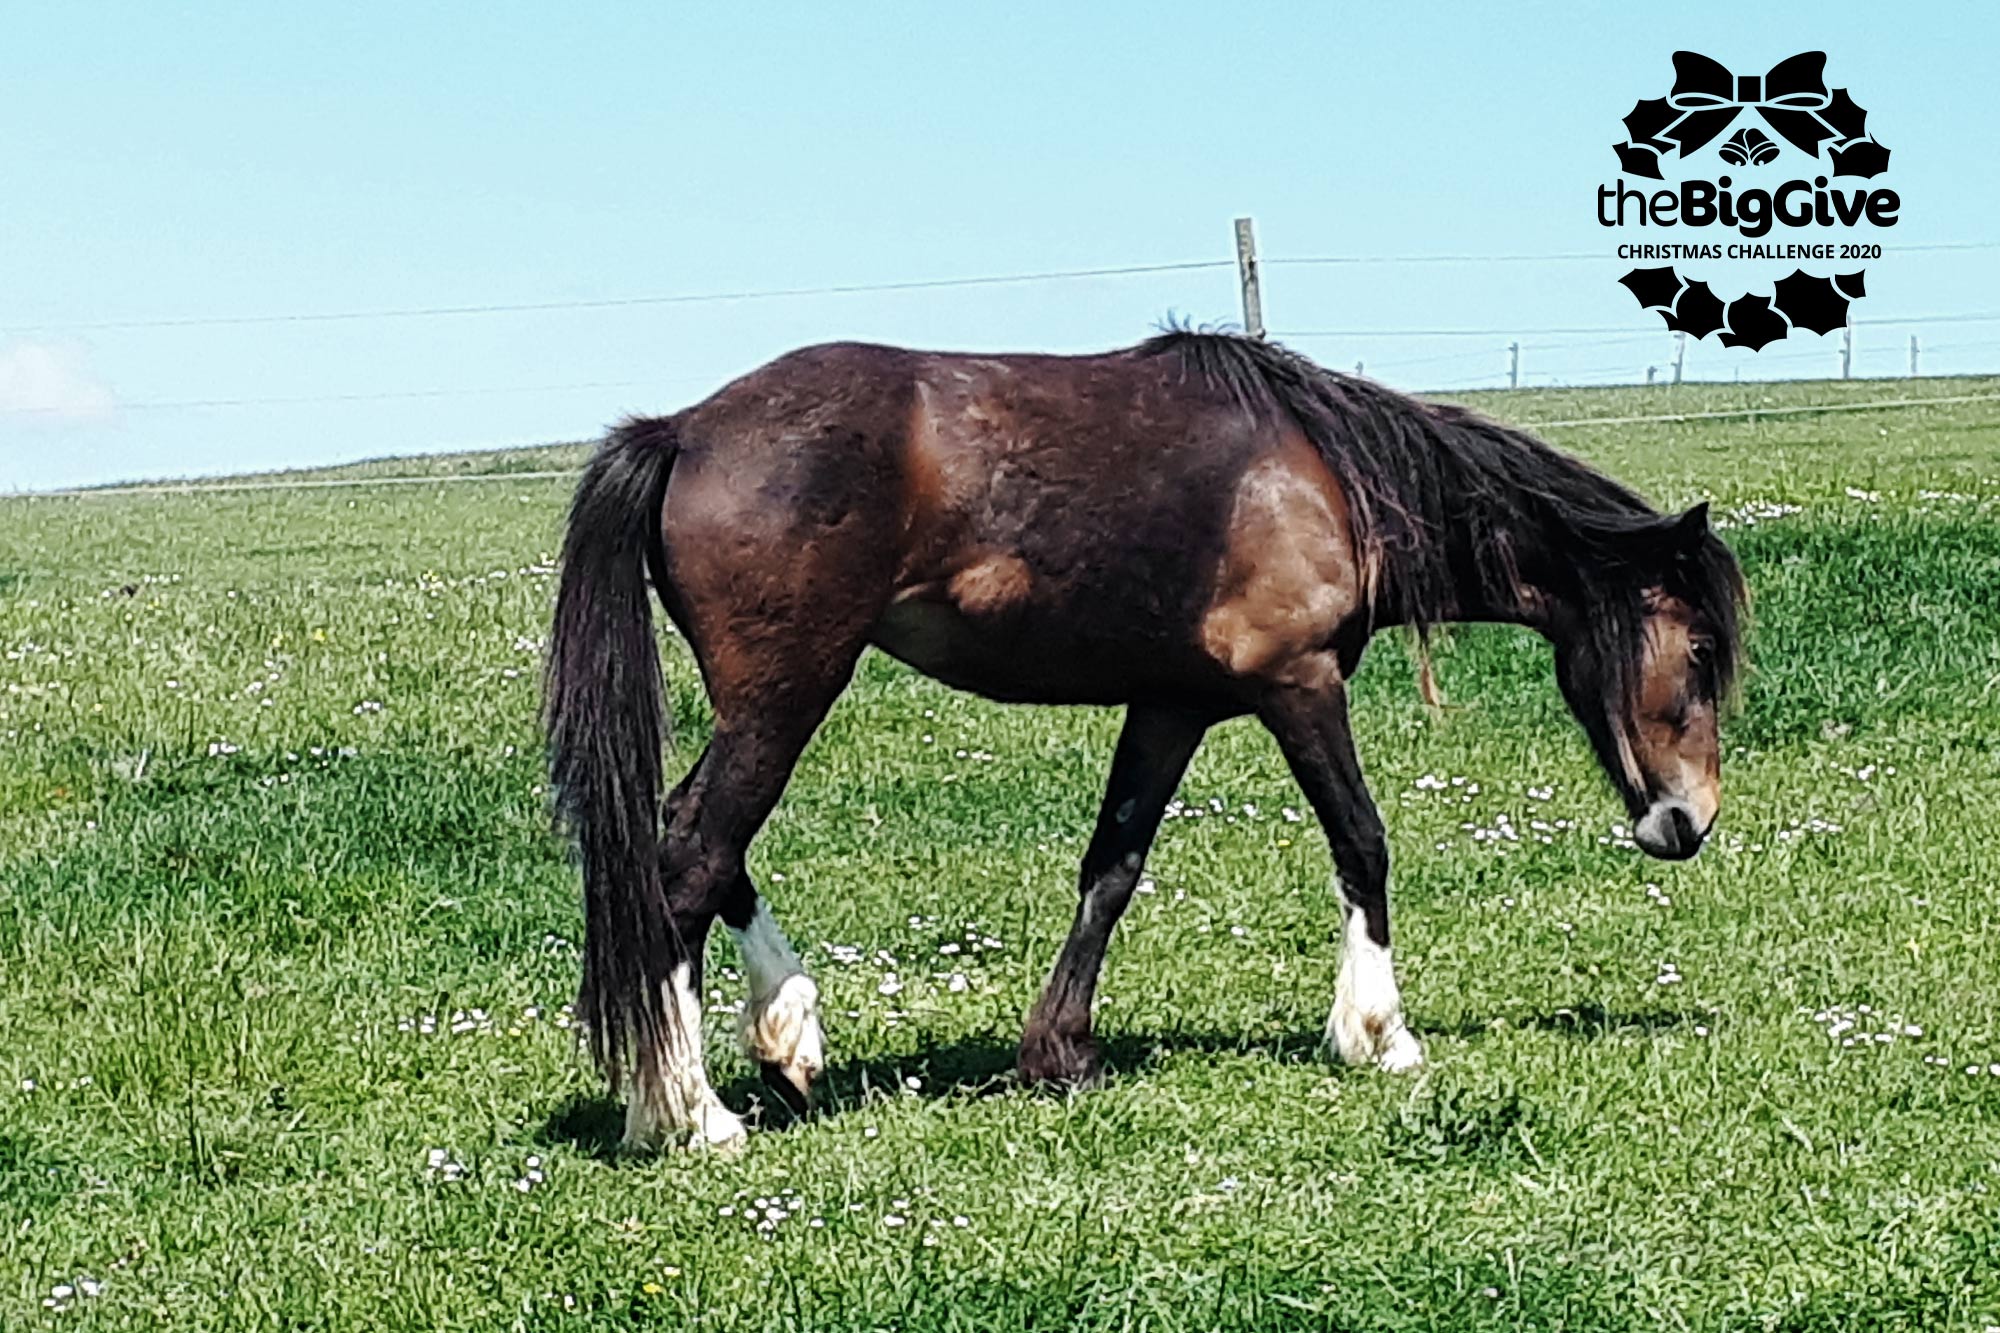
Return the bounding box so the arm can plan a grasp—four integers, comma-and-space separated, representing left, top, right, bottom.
1841, 319, 1854, 379
1233, 217, 1264, 339
1672, 333, 1687, 385
1909, 335, 1919, 378
1508, 341, 1520, 390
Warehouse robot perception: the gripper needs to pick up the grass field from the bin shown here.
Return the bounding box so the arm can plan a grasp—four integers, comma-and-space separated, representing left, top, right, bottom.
3, 374, 1999, 1331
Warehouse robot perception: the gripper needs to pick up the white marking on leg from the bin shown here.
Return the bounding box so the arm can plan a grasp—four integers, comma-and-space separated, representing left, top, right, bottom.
730, 901, 825, 1093
623, 961, 747, 1152
1328, 896, 1424, 1073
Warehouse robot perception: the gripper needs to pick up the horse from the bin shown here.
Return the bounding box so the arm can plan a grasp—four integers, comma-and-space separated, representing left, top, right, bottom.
544, 330, 1745, 1150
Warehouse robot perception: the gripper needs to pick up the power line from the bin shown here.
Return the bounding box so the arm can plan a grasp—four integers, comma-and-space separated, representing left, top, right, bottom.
12, 240, 1992, 337
1281, 324, 1649, 338
1317, 333, 1665, 374
1856, 310, 2000, 327
1519, 332, 1665, 353
1267, 251, 1605, 266
0, 261, 1234, 335
1537, 361, 1656, 379
4, 379, 654, 415
5, 336, 1987, 421
1280, 311, 2000, 339
1520, 389, 2000, 430
1923, 335, 2000, 355
1874, 241, 2000, 253
0, 324, 1941, 418
7, 470, 582, 499
1364, 346, 1510, 372
1744, 345, 1845, 365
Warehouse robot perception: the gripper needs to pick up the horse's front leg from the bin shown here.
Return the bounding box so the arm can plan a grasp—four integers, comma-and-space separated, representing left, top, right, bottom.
1256, 664, 1423, 1072
1018, 705, 1208, 1086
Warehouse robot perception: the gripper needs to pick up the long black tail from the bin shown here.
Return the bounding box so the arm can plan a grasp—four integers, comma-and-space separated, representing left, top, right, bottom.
545, 417, 682, 1101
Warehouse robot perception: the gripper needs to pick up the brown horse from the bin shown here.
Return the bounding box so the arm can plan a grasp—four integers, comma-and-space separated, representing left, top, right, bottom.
545, 331, 1744, 1149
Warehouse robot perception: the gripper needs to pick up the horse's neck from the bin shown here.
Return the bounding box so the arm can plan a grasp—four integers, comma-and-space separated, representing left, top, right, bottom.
1423, 498, 1585, 638
1360, 438, 1648, 641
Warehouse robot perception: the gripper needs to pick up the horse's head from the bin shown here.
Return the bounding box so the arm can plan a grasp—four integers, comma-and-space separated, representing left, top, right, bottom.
1552, 502, 1746, 860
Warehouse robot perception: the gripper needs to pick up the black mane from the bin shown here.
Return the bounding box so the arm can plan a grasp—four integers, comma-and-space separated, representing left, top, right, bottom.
1140, 329, 1746, 711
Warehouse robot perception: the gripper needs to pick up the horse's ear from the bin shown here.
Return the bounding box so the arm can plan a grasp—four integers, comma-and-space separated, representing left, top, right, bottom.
1673, 502, 1710, 550
1628, 503, 1711, 572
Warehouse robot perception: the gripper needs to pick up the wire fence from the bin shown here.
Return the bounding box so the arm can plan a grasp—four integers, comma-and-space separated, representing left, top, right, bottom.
13, 239, 1990, 337
19, 387, 2000, 502
6, 234, 1999, 484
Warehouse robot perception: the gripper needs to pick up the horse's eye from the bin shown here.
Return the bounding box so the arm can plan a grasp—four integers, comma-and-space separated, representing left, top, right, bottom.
1688, 639, 1714, 668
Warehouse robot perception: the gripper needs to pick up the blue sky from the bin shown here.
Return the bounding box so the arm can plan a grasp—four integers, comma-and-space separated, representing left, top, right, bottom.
3, 2, 1992, 489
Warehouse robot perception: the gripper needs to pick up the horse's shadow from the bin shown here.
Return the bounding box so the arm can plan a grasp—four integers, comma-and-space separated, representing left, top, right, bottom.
537, 1000, 1702, 1155
1424, 1001, 1704, 1041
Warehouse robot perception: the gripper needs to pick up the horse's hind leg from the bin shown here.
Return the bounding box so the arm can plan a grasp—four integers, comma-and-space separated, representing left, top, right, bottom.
720, 871, 825, 1116
621, 745, 739, 1150
633, 413, 903, 1143
629, 671, 856, 1148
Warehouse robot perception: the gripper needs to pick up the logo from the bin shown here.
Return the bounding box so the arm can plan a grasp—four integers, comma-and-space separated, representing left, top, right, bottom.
1598, 52, 1897, 350
1719, 127, 1778, 167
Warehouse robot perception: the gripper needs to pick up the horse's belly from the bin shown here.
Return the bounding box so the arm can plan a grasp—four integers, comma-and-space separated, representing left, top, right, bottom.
869, 596, 1149, 705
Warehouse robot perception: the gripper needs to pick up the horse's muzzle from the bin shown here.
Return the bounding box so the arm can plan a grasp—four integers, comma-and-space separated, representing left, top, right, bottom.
1635, 799, 1707, 860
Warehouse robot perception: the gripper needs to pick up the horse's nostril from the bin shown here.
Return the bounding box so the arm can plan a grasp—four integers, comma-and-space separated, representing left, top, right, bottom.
1667, 804, 1698, 850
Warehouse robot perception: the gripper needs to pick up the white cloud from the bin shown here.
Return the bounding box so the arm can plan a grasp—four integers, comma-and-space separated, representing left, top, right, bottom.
0, 340, 117, 425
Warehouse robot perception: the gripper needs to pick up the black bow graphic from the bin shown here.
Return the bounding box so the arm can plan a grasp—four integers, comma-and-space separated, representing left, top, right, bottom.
1615, 51, 1889, 179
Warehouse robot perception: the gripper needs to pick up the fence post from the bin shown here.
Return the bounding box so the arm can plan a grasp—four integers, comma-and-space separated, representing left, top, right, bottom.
1672, 332, 1686, 385
1233, 218, 1264, 339
1909, 335, 1919, 378
1508, 341, 1520, 390
1841, 319, 1854, 379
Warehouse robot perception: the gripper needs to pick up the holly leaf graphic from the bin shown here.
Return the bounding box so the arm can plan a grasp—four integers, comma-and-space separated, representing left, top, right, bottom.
1615, 97, 1677, 178
1614, 141, 1665, 178
1719, 294, 1788, 351
1771, 270, 1853, 335
1834, 271, 1867, 300
1621, 97, 1676, 146
1664, 280, 1727, 337
1829, 138, 1891, 178
1619, 266, 1684, 310
1821, 88, 1869, 144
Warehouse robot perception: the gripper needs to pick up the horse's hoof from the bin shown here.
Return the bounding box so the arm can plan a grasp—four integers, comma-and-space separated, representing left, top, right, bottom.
623, 1095, 750, 1154
686, 1129, 749, 1156
1017, 1029, 1102, 1088
1374, 1026, 1426, 1073
758, 1060, 814, 1120
738, 974, 824, 1113
685, 1102, 750, 1155
1328, 1002, 1425, 1073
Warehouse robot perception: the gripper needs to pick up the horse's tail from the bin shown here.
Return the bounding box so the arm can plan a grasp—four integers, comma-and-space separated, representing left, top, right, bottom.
545, 416, 684, 1114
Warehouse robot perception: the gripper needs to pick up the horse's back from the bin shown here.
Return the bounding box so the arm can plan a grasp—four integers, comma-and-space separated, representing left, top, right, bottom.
660, 342, 1365, 708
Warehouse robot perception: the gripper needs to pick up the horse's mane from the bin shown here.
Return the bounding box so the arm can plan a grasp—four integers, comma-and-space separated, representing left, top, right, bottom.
1138, 329, 1745, 710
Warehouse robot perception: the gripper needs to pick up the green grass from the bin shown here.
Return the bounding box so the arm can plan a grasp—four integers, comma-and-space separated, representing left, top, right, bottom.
3, 375, 1999, 1330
